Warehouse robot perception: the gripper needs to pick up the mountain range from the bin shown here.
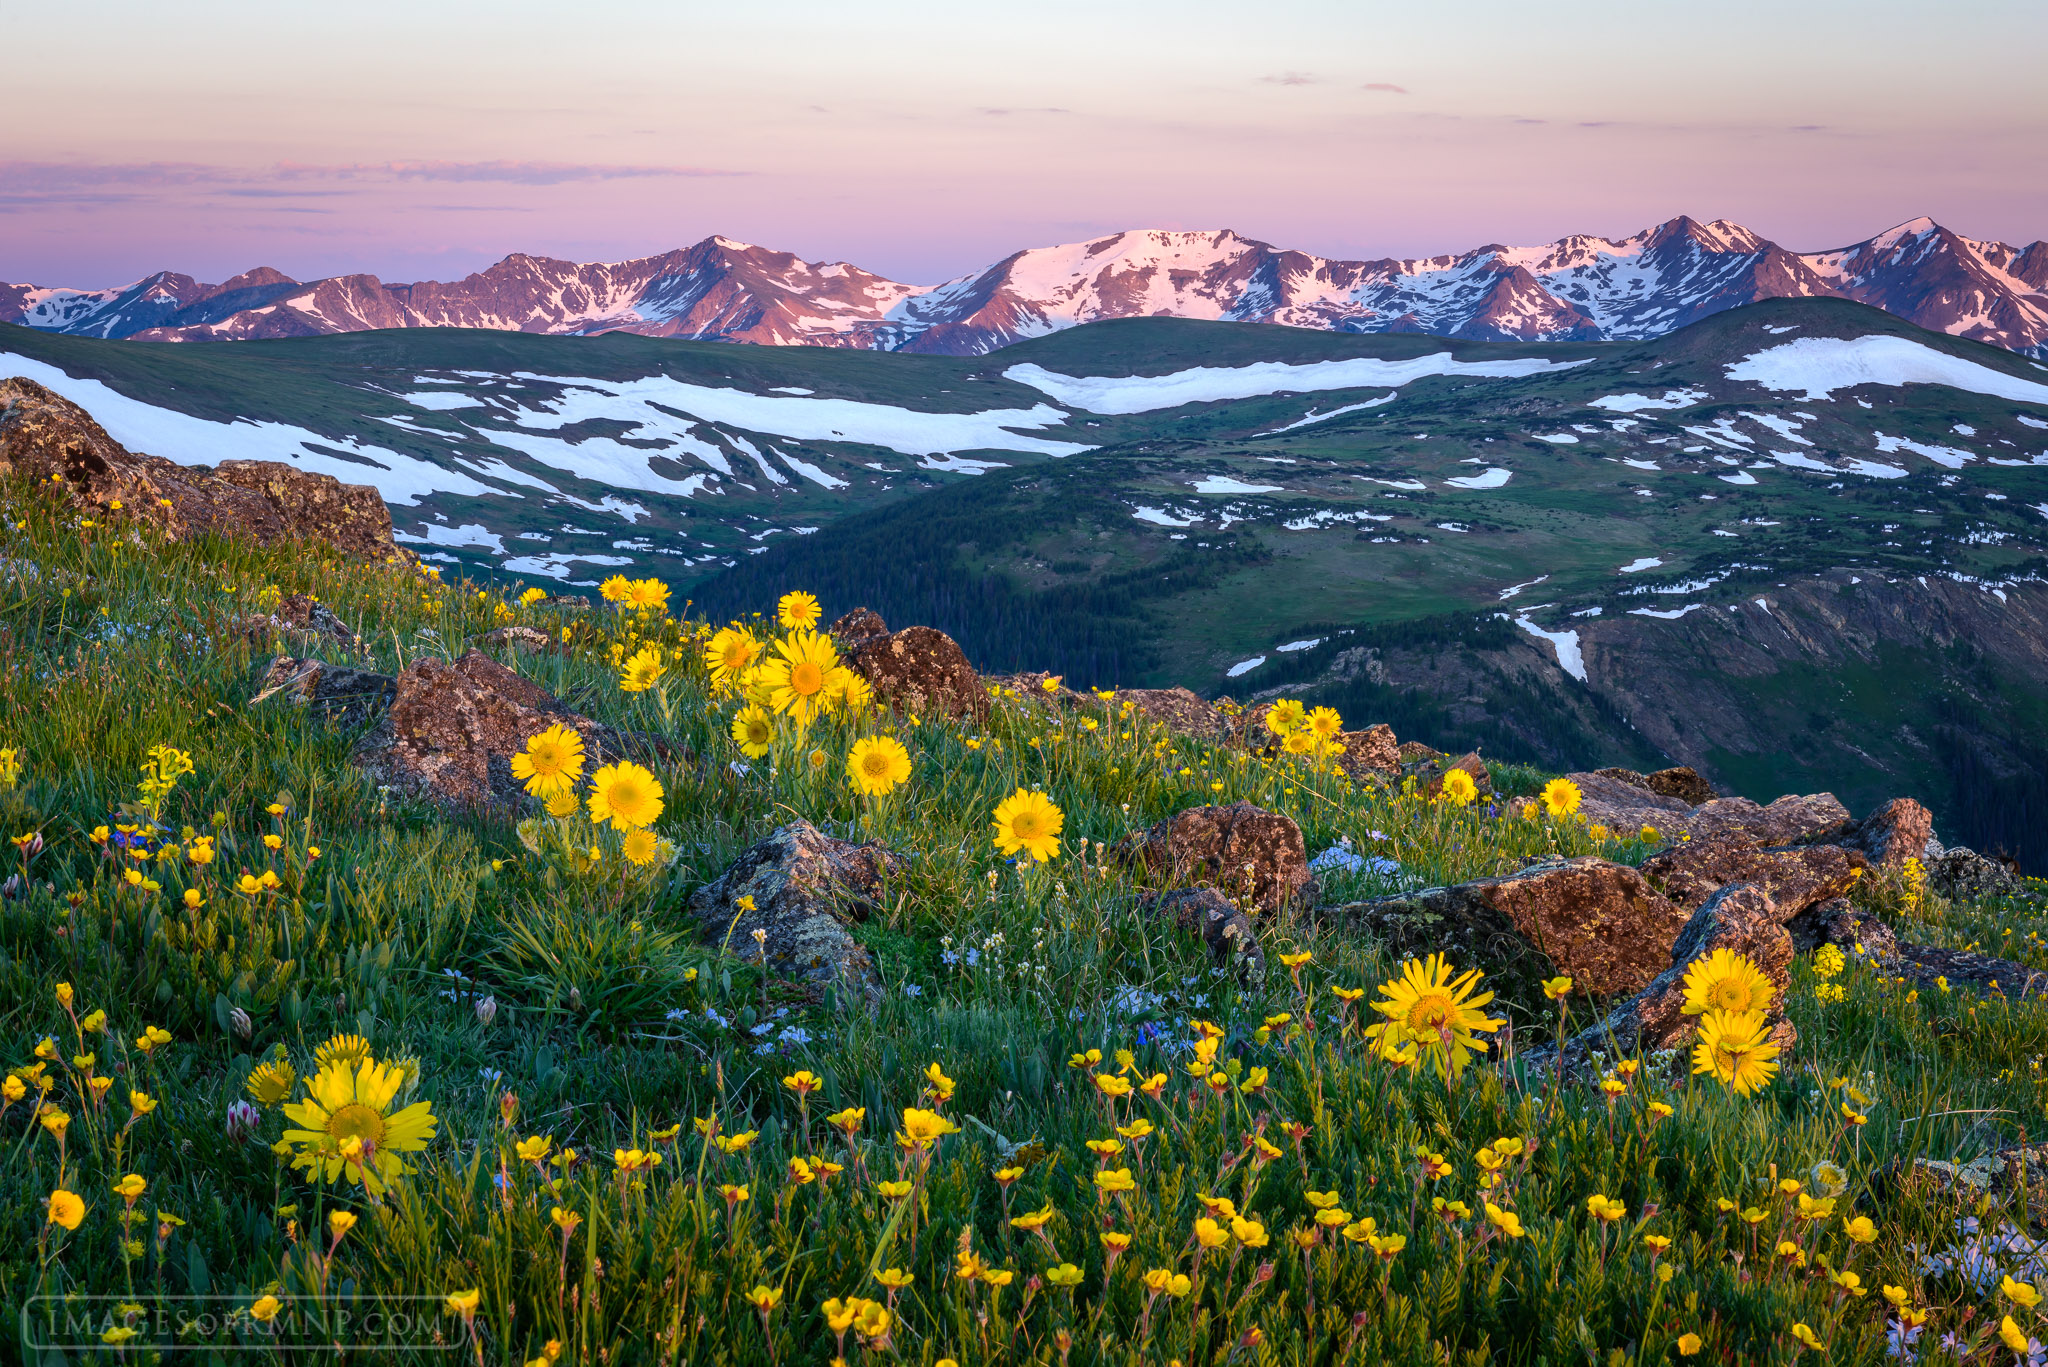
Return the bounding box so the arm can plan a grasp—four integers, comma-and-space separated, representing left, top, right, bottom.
5, 216, 2046, 358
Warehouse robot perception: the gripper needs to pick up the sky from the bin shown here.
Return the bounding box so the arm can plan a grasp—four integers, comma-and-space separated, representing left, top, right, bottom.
4, 0, 2044, 288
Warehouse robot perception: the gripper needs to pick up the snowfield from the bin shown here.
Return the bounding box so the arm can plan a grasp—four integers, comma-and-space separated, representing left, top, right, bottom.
1725, 335, 2048, 405
1589, 389, 1708, 413
1513, 615, 1587, 682
1001, 353, 1591, 416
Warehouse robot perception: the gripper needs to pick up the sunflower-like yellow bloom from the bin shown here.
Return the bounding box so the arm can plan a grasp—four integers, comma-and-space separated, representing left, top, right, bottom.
587, 762, 664, 830
703, 627, 762, 693
847, 736, 912, 797
510, 724, 585, 799
777, 590, 822, 630
599, 575, 632, 604
1366, 953, 1504, 1080
1306, 706, 1344, 739
1680, 948, 1774, 1017
1540, 777, 1582, 818
991, 788, 1063, 863
624, 578, 670, 615
757, 630, 841, 727
1690, 1009, 1781, 1096
314, 1033, 374, 1070
730, 704, 776, 759
1440, 768, 1479, 807
245, 1060, 297, 1107
279, 1058, 437, 1197
618, 648, 665, 694
621, 827, 663, 867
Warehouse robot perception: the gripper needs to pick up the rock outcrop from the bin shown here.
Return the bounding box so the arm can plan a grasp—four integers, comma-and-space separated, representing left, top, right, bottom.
0, 377, 399, 562
685, 821, 900, 997
1639, 838, 1865, 917
1538, 883, 1797, 1073
1335, 724, 1401, 778
842, 622, 989, 722
1403, 750, 1492, 801
1143, 888, 1265, 981
1330, 856, 1691, 998
1831, 798, 1935, 870
349, 649, 669, 812
1926, 847, 2026, 902
1118, 801, 1312, 915
249, 656, 399, 729
238, 592, 366, 655
1565, 771, 1853, 849
1115, 686, 1231, 743
826, 607, 890, 652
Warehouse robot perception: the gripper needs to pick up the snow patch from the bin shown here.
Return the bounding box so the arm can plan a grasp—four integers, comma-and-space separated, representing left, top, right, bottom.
1132, 506, 1195, 527
1444, 467, 1513, 490
1726, 335, 2048, 405
1191, 475, 1282, 494
1588, 388, 1709, 413
1513, 616, 1587, 682
1225, 655, 1267, 678
394, 522, 505, 553
1629, 604, 1703, 620
1002, 352, 1590, 416
1618, 557, 1664, 573
1263, 392, 1398, 434
1532, 433, 1579, 444
402, 391, 486, 411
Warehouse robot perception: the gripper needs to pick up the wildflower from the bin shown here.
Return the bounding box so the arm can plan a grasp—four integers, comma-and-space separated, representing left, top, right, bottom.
1843, 1215, 1878, 1244
1194, 1217, 1230, 1248
1830, 1267, 1866, 1296
1791, 1324, 1824, 1351
1046, 1263, 1084, 1288
1144, 1269, 1193, 1298
1367, 953, 1504, 1079
250, 1295, 282, 1323
826, 1106, 865, 1137
246, 1060, 297, 1107
1690, 1009, 1781, 1095
730, 704, 776, 758
2005, 1275, 2042, 1309
2004, 1317, 2033, 1354
1676, 1333, 1701, 1356
1440, 767, 1478, 806
315, 1034, 374, 1070
896, 1108, 959, 1150
1485, 1202, 1524, 1238
135, 1025, 173, 1054
446, 1288, 480, 1318
1095, 1168, 1136, 1196
1679, 949, 1774, 1017
1642, 1234, 1673, 1254
278, 1058, 438, 1197
618, 647, 666, 693
875, 1267, 914, 1291
621, 827, 663, 867
1541, 976, 1573, 1000
991, 788, 1063, 863
510, 724, 585, 799
587, 761, 664, 830
758, 629, 841, 726
1586, 1194, 1626, 1223
1369, 1231, 1406, 1260
745, 1284, 782, 1315
48, 1188, 85, 1229
1540, 777, 1582, 818
847, 736, 911, 797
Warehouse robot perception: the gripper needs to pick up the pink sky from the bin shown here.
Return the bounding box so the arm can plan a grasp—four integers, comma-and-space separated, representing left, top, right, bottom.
4, 0, 2043, 288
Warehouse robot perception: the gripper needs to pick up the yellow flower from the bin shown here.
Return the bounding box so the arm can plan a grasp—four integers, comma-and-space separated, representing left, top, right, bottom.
279, 1058, 438, 1197
246, 1060, 298, 1107
1046, 1263, 1084, 1288
1843, 1215, 1878, 1244
1791, 1323, 1825, 1351
544, 789, 579, 819
314, 1034, 373, 1070
249, 1294, 282, 1323
895, 1107, 959, 1150
1541, 976, 1573, 1000
730, 703, 776, 758
876, 1267, 915, 1290
624, 578, 670, 614
1440, 767, 1478, 806
2005, 1275, 2042, 1309
1194, 1217, 1230, 1249
1367, 953, 1505, 1079
847, 735, 912, 797
48, 1188, 85, 1229
113, 1173, 146, 1201
621, 827, 663, 867
1642, 1233, 1672, 1254
703, 627, 762, 691
1586, 1194, 1626, 1223
328, 1210, 358, 1241
1143, 1268, 1193, 1298
599, 575, 633, 603
587, 761, 664, 830
1540, 777, 1582, 818
135, 1025, 173, 1054
991, 788, 1063, 863
826, 1106, 865, 1136
1485, 1202, 1524, 1238
1229, 1216, 1269, 1248
875, 1179, 913, 1199
1264, 699, 1306, 736
1676, 1332, 1702, 1356
1679, 948, 1774, 1017
445, 1288, 480, 1317
1690, 1009, 1781, 1096
1094, 1168, 1136, 1195
745, 1285, 783, 1314
777, 590, 822, 630
510, 724, 585, 799
516, 1135, 553, 1164
852, 1300, 891, 1341
758, 629, 841, 726
2004, 1317, 2035, 1353
1368, 1231, 1406, 1260
618, 647, 666, 693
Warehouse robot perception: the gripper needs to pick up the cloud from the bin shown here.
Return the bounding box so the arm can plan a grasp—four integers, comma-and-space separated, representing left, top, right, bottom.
1258, 71, 1318, 86
978, 106, 1071, 116
1361, 82, 1408, 94
0, 161, 235, 190
275, 160, 745, 184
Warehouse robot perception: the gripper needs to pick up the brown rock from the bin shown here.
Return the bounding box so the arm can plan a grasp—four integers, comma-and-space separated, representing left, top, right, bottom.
1119, 801, 1312, 915
1144, 888, 1265, 981
685, 820, 899, 997
1688, 793, 1855, 848
476, 624, 557, 654
1886, 944, 2048, 998
1645, 766, 1718, 805
350, 649, 668, 812
238, 592, 365, 654
1404, 750, 1492, 801
987, 671, 1087, 707
1398, 741, 1446, 764
1542, 884, 1797, 1073
1116, 686, 1230, 742
1786, 897, 1898, 962
826, 607, 890, 651
844, 625, 989, 722
249, 656, 397, 729
1833, 798, 1934, 870
1, 377, 399, 562
1329, 856, 1691, 998
1640, 838, 1866, 917
1335, 723, 1400, 778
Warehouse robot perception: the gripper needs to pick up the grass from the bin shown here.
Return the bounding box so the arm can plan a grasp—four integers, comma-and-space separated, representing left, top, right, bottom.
2, 475, 2048, 1362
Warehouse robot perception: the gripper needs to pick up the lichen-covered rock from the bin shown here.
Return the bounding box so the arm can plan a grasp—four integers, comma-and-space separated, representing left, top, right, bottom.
1786, 897, 1899, 963
826, 607, 891, 652
476, 624, 558, 654
350, 649, 666, 812
1335, 724, 1400, 779
1885, 944, 2047, 998
1645, 766, 1718, 806
1144, 888, 1265, 981
685, 821, 899, 998
1116, 686, 1230, 742
1542, 883, 1797, 1072
1567, 773, 1852, 850
1900, 1142, 2048, 1211
249, 656, 398, 729
1119, 801, 1312, 915
1640, 837, 1865, 917
1926, 847, 2026, 902
1, 377, 399, 562
1330, 856, 1691, 998
844, 624, 988, 722
1398, 741, 1445, 764
1833, 798, 1935, 870
238, 592, 365, 654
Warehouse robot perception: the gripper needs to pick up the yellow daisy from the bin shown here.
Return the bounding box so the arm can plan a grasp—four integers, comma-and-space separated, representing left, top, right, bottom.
587, 762, 664, 830
1264, 699, 1307, 737
1367, 953, 1504, 1080
847, 735, 912, 797
624, 578, 670, 615
1540, 777, 1582, 818
1680, 948, 1774, 1017
621, 827, 663, 867
618, 647, 665, 693
731, 704, 776, 758
599, 575, 633, 604
1306, 706, 1344, 739
778, 590, 822, 630
1691, 1009, 1781, 1096
703, 627, 761, 692
1440, 768, 1479, 807
758, 630, 841, 727
280, 1058, 438, 1197
992, 788, 1063, 863
510, 724, 585, 799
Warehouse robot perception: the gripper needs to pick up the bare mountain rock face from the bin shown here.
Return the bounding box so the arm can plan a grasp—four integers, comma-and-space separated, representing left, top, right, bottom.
1119, 802, 1312, 916
1640, 839, 1865, 918
350, 649, 672, 813
843, 623, 989, 722
685, 820, 900, 998
0, 377, 398, 561
1534, 883, 1798, 1076
1329, 857, 1690, 999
